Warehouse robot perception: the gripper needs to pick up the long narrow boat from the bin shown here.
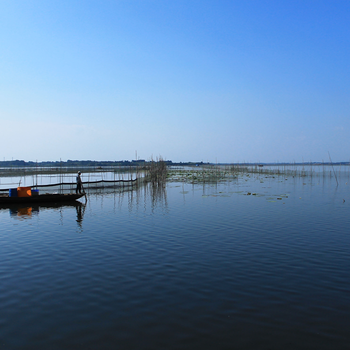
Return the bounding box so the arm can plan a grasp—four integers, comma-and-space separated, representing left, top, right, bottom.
0, 193, 85, 205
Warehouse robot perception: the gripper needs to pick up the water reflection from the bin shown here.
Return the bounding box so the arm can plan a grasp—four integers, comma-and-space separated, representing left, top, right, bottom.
76, 202, 86, 229
9, 205, 39, 218
124, 182, 168, 213
150, 183, 168, 212
93, 182, 169, 214
0, 183, 168, 226
0, 201, 86, 227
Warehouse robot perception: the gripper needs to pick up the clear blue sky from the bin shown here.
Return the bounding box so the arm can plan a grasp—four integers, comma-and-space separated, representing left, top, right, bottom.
1, 0, 349, 163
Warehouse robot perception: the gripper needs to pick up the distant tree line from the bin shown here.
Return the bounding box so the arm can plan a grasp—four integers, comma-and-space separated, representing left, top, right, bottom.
0, 159, 349, 168
0, 159, 210, 168
0, 159, 148, 167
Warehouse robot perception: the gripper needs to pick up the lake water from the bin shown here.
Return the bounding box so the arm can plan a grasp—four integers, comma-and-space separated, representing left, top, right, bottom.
0, 172, 349, 349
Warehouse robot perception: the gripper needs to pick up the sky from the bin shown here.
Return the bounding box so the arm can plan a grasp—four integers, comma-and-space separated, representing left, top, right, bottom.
1, 0, 349, 163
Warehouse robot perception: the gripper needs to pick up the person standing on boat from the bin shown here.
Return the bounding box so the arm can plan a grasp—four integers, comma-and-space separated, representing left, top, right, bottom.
76, 171, 83, 194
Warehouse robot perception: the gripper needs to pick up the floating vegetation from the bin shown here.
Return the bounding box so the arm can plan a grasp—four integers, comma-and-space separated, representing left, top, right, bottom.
168, 166, 238, 184
167, 163, 350, 185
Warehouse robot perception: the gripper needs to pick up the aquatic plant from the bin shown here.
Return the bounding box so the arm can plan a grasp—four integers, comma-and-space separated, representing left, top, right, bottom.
145, 157, 168, 185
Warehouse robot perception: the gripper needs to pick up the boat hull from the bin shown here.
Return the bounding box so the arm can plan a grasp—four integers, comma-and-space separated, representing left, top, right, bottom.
0, 193, 85, 205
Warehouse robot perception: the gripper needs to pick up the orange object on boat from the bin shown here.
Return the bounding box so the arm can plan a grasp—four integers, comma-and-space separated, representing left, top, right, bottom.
17, 187, 32, 197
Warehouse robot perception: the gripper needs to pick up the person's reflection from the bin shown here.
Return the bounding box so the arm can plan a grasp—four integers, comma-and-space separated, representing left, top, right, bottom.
76, 202, 86, 229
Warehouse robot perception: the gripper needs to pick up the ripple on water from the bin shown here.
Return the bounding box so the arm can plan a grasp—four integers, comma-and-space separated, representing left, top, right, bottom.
0, 178, 349, 349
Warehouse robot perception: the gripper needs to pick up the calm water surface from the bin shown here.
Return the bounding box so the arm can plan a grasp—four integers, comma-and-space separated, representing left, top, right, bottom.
0, 174, 349, 349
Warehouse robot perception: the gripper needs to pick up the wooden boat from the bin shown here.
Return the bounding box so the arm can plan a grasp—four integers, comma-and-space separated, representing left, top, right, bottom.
0, 193, 85, 205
